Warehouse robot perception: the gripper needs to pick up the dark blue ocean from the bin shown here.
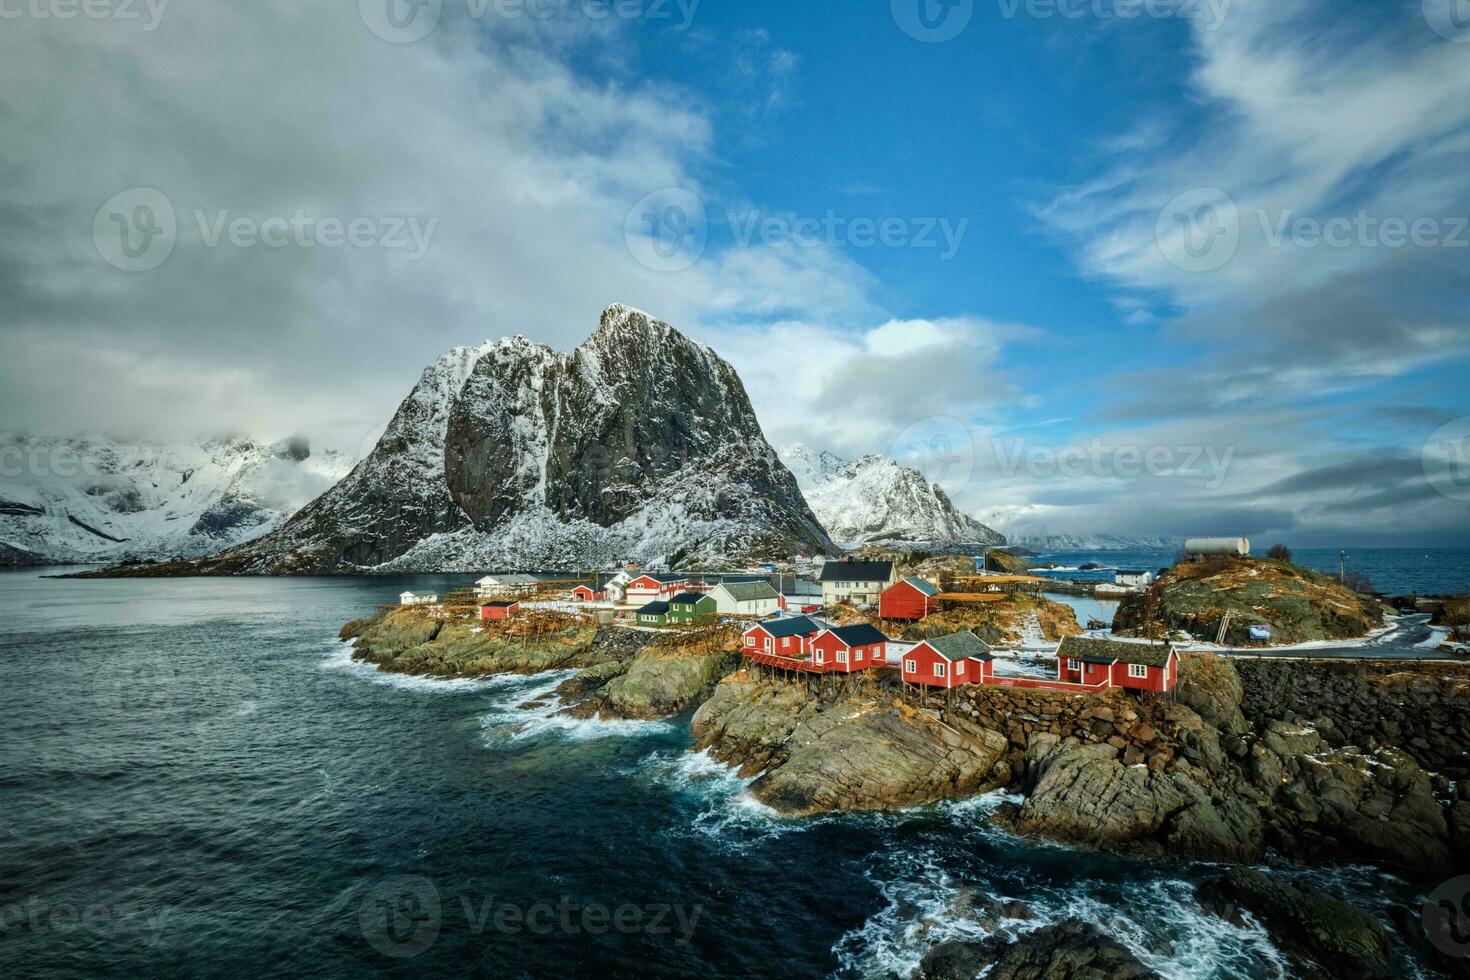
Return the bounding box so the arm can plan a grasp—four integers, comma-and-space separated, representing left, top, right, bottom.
1023, 548, 1470, 597
0, 569, 1444, 978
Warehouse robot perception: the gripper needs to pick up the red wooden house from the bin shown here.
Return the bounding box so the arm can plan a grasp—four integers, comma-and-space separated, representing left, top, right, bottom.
901, 631, 994, 688
811, 624, 889, 673
480, 600, 520, 621
880, 576, 941, 621
624, 573, 688, 606
1055, 637, 1180, 692
742, 616, 827, 671
570, 586, 606, 602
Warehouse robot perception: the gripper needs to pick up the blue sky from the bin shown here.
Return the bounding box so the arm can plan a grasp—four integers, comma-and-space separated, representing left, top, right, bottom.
3, 0, 1468, 545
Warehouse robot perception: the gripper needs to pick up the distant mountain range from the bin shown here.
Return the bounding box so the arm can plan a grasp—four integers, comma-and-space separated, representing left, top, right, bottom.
1005, 533, 1181, 552
13, 308, 1190, 574
781, 445, 1005, 553
0, 434, 353, 565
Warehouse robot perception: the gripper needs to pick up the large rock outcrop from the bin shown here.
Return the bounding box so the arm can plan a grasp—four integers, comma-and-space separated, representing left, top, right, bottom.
1114, 557, 1385, 645
690, 674, 1010, 815
919, 920, 1159, 980
90, 306, 835, 574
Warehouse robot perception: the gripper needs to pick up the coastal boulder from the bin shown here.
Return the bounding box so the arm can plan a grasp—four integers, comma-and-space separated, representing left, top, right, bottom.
594, 647, 736, 720
691, 675, 1010, 815
919, 919, 1159, 980
1197, 869, 1395, 980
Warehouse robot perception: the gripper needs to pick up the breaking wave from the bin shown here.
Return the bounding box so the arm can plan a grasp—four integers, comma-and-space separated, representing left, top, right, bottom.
477, 671, 679, 743
319, 639, 517, 693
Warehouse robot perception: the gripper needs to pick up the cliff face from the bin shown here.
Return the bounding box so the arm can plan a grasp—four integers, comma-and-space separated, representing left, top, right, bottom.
112, 306, 835, 574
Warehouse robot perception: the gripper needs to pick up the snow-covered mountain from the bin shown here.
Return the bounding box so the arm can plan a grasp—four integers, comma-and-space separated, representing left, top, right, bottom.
136, 305, 834, 573
0, 434, 354, 565
781, 445, 1005, 553
1005, 533, 1180, 552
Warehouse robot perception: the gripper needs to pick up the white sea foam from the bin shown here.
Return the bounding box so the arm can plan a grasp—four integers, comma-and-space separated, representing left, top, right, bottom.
477, 672, 678, 743
834, 844, 1295, 980
319, 639, 516, 693
637, 748, 812, 851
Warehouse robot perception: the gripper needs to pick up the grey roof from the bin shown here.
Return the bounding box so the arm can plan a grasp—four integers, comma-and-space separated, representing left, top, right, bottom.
821, 560, 894, 584
921, 631, 993, 662
480, 600, 519, 608
638, 601, 671, 615
669, 592, 712, 606
896, 576, 940, 597
758, 616, 823, 639
638, 573, 686, 584
829, 624, 889, 647
717, 581, 780, 602
1057, 636, 1173, 668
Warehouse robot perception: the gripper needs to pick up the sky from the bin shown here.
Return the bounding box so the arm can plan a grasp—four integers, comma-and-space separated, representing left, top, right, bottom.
2, 0, 1468, 546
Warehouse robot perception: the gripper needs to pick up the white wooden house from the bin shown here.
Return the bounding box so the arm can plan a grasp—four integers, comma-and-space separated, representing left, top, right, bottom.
707, 581, 781, 617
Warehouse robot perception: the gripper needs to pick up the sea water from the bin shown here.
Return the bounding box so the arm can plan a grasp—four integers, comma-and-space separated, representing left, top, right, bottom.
0, 568, 1443, 977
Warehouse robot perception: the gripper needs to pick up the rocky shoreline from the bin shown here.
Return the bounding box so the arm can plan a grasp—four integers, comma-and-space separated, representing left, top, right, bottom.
342, 606, 1470, 977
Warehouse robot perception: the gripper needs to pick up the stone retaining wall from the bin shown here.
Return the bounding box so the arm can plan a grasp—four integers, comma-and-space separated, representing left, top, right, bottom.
1234, 659, 1470, 775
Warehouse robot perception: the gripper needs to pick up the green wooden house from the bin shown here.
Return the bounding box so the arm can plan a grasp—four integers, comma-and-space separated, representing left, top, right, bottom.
668, 591, 718, 623
636, 600, 672, 626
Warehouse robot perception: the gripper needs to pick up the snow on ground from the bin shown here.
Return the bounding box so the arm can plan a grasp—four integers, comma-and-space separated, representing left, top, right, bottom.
1418, 626, 1452, 649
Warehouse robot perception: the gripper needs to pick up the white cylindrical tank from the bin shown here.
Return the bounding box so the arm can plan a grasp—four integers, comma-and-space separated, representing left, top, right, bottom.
1184, 537, 1250, 557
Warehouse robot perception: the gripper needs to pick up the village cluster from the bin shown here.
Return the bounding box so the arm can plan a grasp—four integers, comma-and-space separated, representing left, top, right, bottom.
397, 557, 1181, 695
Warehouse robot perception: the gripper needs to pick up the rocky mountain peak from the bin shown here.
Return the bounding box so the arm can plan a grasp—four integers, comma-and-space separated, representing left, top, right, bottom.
779, 444, 1005, 553
171, 307, 834, 573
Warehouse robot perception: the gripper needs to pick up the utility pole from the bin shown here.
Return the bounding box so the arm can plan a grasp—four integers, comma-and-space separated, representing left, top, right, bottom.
1340, 550, 1347, 584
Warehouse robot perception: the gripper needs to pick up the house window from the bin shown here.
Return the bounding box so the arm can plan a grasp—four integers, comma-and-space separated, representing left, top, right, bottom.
905, 660, 917, 674
816, 652, 825, 664
957, 660, 966, 674
1067, 658, 1080, 671
745, 636, 754, 646
837, 651, 847, 664
1129, 663, 1149, 679
765, 638, 772, 652
933, 662, 946, 678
